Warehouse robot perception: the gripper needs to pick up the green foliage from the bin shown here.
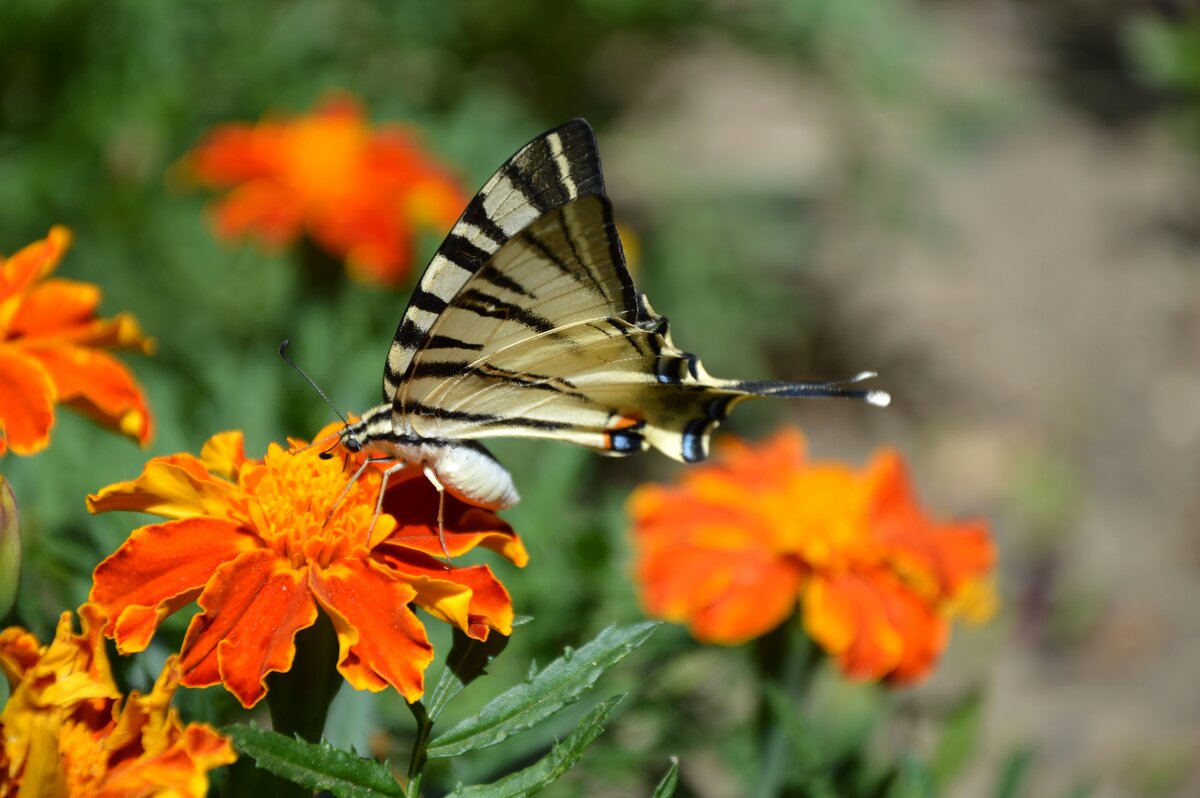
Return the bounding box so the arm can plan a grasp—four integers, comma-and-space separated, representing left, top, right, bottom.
223, 725, 407, 798
1127, 12, 1200, 151
994, 747, 1036, 798
227, 623, 652, 797
651, 758, 679, 798
427, 622, 658, 758
932, 692, 984, 788
443, 696, 624, 798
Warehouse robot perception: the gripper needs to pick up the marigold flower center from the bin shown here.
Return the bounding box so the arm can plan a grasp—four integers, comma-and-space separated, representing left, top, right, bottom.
59, 720, 107, 795
776, 467, 877, 569
242, 446, 383, 569
285, 117, 364, 202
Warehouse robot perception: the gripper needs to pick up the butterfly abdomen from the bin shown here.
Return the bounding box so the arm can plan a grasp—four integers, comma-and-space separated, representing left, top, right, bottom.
427, 440, 520, 509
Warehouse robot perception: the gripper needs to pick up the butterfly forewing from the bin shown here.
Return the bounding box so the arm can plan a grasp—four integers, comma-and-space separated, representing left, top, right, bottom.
397, 187, 748, 463
383, 120, 606, 403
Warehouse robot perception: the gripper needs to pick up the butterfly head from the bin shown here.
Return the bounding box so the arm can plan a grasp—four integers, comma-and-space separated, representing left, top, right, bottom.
336, 425, 364, 455
326, 403, 392, 459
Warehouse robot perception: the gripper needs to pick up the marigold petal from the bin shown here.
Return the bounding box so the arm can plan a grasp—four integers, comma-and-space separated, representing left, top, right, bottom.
311, 202, 411, 286
0, 226, 70, 298
688, 557, 804, 645
379, 475, 528, 565
875, 579, 948, 684
376, 549, 515, 639
104, 658, 176, 756
199, 430, 246, 480
90, 518, 257, 652
309, 559, 432, 702
637, 531, 802, 645
210, 182, 305, 246
712, 427, 808, 484
802, 576, 857, 655
49, 312, 154, 353
805, 574, 904, 681
0, 348, 56, 455
94, 656, 236, 797
96, 731, 236, 798
87, 454, 241, 519
0, 627, 42, 683
178, 550, 316, 708
188, 124, 281, 186
7, 278, 99, 338
868, 450, 997, 598
25, 344, 153, 445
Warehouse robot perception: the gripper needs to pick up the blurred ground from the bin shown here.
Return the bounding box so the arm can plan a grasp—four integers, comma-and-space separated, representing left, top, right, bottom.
607, 4, 1200, 797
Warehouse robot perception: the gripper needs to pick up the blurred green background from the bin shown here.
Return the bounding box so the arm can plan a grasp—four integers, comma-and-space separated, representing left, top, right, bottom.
3, 1, 1199, 796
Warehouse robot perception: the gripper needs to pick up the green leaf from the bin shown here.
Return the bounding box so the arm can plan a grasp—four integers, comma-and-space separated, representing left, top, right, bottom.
994, 747, 1035, 798
888, 754, 937, 798
426, 620, 525, 721
933, 692, 984, 788
223, 724, 406, 798
445, 694, 624, 798
652, 757, 680, 798
427, 622, 658, 758
762, 682, 837, 797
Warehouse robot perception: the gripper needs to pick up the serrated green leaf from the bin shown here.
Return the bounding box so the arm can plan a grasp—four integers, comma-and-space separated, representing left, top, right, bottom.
427, 622, 658, 758
445, 695, 623, 798
223, 724, 406, 798
426, 627, 515, 720
652, 757, 680, 798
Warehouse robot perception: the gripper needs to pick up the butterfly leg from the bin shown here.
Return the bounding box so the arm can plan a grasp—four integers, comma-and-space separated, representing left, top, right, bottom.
422, 467, 453, 568
328, 456, 394, 528
367, 460, 409, 546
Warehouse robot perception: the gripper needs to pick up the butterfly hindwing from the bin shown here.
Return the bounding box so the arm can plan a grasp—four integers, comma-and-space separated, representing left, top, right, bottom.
383, 119, 606, 402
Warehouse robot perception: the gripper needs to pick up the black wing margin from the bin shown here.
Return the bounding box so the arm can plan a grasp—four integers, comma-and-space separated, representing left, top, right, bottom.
383, 119, 608, 402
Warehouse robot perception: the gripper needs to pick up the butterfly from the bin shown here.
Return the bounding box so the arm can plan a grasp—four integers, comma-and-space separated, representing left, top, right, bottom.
320, 119, 887, 522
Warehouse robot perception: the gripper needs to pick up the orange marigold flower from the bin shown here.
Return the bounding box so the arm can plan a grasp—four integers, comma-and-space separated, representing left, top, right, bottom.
0, 604, 236, 796
86, 426, 526, 708
186, 94, 468, 286
629, 429, 996, 684
0, 227, 154, 456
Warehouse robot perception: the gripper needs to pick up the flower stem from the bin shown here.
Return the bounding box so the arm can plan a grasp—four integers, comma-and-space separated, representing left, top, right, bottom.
407, 700, 433, 797
266, 612, 343, 741
750, 622, 820, 798
259, 612, 343, 797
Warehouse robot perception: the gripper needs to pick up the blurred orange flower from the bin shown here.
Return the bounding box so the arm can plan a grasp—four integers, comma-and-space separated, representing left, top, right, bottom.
0, 227, 154, 456
186, 95, 467, 286
0, 604, 235, 797
86, 425, 526, 707
629, 429, 995, 684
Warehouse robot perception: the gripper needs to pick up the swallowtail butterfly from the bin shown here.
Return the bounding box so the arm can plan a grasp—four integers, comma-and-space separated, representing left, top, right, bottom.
334, 119, 888, 513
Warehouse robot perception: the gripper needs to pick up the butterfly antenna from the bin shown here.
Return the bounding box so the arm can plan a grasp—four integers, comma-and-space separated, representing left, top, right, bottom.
738, 371, 891, 407
289, 430, 342, 457
813, 371, 892, 407
278, 339, 351, 425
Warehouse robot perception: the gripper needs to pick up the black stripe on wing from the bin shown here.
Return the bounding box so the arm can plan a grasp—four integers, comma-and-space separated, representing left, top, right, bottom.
383, 119, 608, 403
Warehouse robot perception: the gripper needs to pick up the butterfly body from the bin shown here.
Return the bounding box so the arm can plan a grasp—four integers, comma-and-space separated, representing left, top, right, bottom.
341, 403, 520, 510
341, 119, 887, 511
